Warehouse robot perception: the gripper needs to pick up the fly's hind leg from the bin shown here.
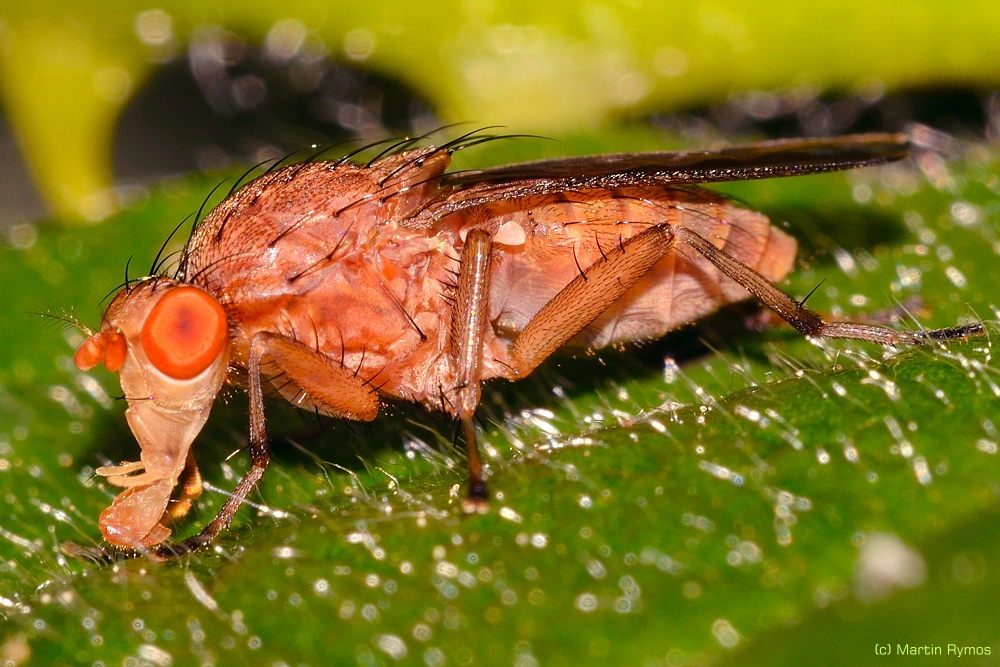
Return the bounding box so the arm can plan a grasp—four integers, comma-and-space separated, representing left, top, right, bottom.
504, 224, 679, 379
670, 226, 983, 344
152, 332, 379, 559
503, 223, 981, 389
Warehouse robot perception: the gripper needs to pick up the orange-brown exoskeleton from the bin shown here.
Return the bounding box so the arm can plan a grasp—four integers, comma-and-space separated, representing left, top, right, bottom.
74, 132, 982, 557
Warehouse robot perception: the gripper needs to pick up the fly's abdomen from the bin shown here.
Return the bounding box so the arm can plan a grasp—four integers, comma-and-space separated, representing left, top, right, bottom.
484, 186, 797, 347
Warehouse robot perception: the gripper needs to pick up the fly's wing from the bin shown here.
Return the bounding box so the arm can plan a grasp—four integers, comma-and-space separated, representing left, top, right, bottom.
440, 133, 909, 186
404, 133, 909, 227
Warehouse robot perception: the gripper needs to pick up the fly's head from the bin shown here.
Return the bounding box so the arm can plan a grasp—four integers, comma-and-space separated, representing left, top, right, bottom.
75, 277, 230, 548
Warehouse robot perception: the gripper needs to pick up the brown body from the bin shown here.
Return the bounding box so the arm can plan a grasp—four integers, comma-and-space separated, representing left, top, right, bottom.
186, 151, 794, 415
72, 134, 981, 557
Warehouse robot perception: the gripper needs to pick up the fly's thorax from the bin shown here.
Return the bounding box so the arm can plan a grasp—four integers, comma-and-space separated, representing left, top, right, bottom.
183, 148, 455, 287
75, 278, 231, 412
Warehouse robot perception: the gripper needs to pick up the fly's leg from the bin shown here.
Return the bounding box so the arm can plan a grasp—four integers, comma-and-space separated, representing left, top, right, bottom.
95, 460, 144, 479
450, 229, 493, 511
151, 333, 272, 559
445, 224, 673, 510
152, 332, 379, 559
166, 449, 203, 522
671, 227, 983, 344
505, 224, 678, 379
503, 223, 981, 386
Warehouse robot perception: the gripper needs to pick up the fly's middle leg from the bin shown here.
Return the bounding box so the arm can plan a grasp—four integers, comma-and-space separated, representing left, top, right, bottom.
452, 220, 981, 519
450, 229, 494, 511
452, 223, 652, 509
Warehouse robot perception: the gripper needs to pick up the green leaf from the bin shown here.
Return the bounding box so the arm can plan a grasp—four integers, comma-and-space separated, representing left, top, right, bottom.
0, 134, 998, 665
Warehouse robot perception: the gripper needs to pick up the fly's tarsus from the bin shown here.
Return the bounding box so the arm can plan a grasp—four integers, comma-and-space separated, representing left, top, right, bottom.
817, 320, 984, 345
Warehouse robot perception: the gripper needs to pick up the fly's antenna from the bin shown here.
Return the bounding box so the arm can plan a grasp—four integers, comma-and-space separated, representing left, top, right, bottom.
29, 310, 93, 336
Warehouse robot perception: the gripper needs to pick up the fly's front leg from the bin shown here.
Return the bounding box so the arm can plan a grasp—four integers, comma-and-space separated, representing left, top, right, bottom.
166, 449, 203, 522
152, 333, 273, 559
505, 224, 677, 379
153, 332, 379, 558
450, 229, 493, 511
672, 227, 984, 344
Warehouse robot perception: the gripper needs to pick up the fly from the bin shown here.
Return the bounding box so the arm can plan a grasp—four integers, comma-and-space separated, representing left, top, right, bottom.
71, 132, 983, 558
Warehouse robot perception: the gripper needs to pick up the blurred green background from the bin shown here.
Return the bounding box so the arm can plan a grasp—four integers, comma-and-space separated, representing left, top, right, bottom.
1, 2, 999, 666
2, 0, 1000, 220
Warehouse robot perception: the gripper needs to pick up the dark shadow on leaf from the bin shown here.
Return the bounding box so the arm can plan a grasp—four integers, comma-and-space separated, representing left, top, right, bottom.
758, 204, 909, 265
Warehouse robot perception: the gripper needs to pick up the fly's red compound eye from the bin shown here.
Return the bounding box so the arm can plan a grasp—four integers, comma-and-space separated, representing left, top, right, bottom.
140, 287, 228, 380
